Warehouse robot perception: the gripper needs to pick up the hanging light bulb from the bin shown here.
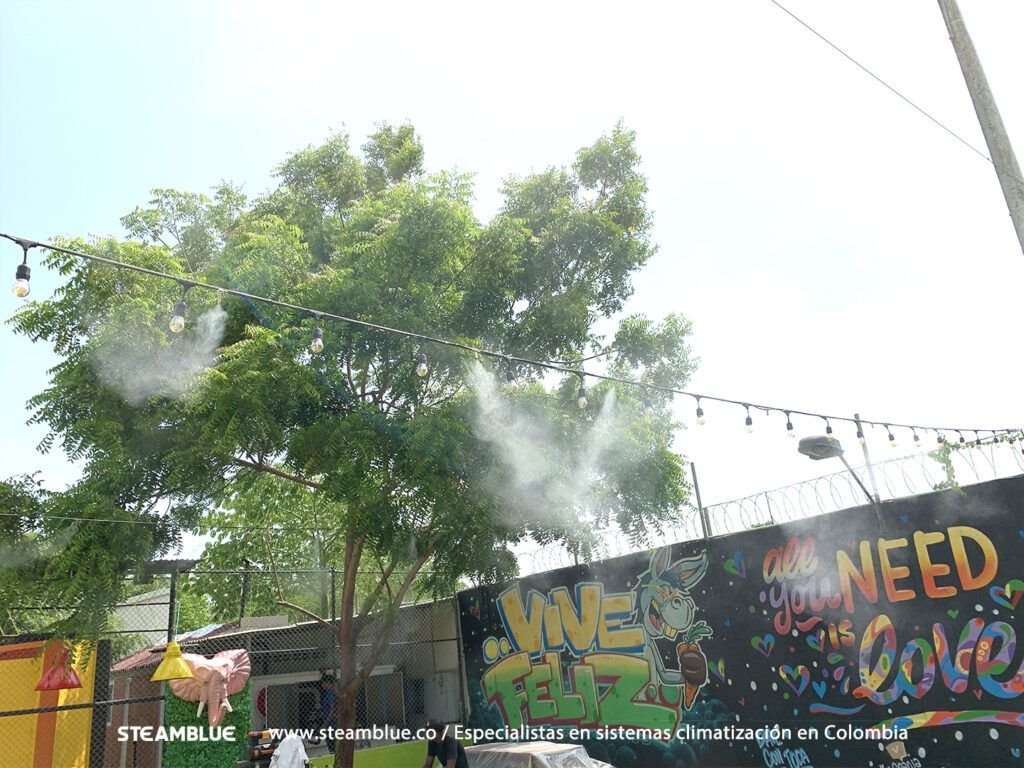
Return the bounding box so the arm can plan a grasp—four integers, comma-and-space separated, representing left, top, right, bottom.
12, 241, 31, 298
887, 426, 896, 447
13, 262, 30, 298
695, 399, 705, 426
504, 359, 518, 391
644, 400, 655, 419
785, 412, 795, 438
825, 420, 834, 440
415, 352, 429, 378
913, 430, 921, 448
310, 326, 324, 354
937, 433, 945, 447
745, 406, 753, 434
169, 300, 187, 333
856, 427, 865, 445
957, 432, 966, 445
577, 382, 588, 410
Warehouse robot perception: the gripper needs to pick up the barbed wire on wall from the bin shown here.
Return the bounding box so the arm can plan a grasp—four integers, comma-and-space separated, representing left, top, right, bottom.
513, 440, 1024, 575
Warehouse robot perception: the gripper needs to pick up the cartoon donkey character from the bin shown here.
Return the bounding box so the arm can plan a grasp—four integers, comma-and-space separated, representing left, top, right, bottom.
635, 547, 711, 709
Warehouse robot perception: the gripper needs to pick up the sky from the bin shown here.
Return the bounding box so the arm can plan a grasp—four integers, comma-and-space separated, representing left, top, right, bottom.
2, 1, 1023, 559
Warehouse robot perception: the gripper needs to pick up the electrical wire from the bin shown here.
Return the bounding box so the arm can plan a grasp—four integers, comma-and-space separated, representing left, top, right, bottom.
765, 0, 993, 164
2, 232, 1021, 442
766, 0, 1024, 195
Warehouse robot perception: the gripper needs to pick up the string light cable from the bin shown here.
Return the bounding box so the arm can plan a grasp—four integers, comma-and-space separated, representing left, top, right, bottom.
3, 232, 1021, 446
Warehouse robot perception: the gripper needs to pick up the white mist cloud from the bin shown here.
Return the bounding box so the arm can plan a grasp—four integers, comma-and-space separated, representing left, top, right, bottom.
91, 306, 227, 406
467, 362, 631, 533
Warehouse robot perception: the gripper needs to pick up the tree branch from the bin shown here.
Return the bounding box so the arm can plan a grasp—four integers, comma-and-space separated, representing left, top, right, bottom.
232, 457, 320, 489
350, 541, 436, 694
357, 556, 399, 621
275, 599, 335, 633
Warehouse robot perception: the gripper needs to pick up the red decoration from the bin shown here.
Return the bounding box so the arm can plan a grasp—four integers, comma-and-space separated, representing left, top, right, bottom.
35, 645, 83, 691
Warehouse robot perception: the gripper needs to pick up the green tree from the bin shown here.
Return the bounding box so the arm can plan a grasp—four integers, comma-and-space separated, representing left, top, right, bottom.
9, 122, 695, 767
190, 473, 389, 622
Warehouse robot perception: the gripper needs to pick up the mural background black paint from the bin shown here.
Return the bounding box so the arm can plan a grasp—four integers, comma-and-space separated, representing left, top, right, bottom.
458, 476, 1024, 768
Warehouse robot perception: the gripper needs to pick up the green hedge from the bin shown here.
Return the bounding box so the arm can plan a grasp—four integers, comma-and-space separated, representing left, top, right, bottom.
162, 682, 251, 768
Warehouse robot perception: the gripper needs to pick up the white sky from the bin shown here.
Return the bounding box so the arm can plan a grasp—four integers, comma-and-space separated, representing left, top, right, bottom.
1, 1, 1022, 559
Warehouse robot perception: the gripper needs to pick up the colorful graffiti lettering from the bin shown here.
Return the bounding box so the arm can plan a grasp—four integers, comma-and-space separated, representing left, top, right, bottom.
854, 614, 1024, 705
479, 547, 713, 732
836, 527, 999, 612
461, 476, 1024, 767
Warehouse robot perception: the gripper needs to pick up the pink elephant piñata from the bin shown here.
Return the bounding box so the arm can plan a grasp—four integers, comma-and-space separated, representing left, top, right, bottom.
168, 649, 251, 727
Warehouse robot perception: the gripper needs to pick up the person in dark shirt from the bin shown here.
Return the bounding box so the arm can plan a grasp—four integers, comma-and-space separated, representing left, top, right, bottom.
319, 674, 338, 754
421, 719, 468, 768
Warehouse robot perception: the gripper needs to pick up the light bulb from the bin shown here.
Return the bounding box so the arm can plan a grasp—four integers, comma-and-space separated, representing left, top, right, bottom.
786, 421, 795, 438
856, 429, 865, 445
696, 406, 705, 426
825, 424, 834, 440
577, 385, 588, 410
12, 263, 30, 297
745, 414, 753, 433
506, 370, 518, 391
644, 401, 655, 419
416, 353, 429, 378
889, 434, 897, 448
169, 301, 187, 333
310, 327, 324, 354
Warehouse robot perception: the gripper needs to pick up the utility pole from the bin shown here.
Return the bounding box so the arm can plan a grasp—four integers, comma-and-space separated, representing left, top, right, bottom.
937, 0, 1024, 256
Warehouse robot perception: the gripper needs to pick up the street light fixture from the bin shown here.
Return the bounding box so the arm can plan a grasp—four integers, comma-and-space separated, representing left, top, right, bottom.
797, 435, 877, 507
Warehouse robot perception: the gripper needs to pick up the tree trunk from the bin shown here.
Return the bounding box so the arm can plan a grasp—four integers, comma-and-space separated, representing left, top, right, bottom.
332, 688, 357, 768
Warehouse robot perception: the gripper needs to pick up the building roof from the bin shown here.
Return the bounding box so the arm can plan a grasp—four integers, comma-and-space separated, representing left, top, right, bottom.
110, 621, 241, 673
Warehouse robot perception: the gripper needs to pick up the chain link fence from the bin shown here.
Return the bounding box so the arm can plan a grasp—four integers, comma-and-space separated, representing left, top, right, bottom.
3, 568, 463, 767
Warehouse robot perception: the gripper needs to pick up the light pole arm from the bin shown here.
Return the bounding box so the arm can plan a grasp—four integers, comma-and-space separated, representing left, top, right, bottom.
838, 454, 879, 507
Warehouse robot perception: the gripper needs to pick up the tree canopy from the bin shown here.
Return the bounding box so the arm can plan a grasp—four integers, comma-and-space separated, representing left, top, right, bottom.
6, 121, 695, 765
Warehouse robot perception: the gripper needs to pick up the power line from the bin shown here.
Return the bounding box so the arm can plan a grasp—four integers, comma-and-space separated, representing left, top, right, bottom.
765, 0, 1003, 168
2, 233, 1021, 442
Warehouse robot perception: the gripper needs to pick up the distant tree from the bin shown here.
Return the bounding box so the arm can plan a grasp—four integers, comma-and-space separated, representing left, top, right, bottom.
10, 122, 695, 767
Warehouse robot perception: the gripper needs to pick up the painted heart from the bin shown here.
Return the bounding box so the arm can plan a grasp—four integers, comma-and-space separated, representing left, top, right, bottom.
710, 658, 726, 682
974, 689, 983, 700
806, 632, 823, 652
1018, 531, 1024, 539
779, 664, 811, 697
752, 634, 775, 657
724, 551, 746, 578
990, 579, 1024, 610
812, 680, 827, 699
724, 618, 732, 627
469, 605, 480, 619
899, 514, 909, 523
1012, 747, 1021, 758
828, 652, 845, 666
947, 609, 959, 619
738, 697, 745, 706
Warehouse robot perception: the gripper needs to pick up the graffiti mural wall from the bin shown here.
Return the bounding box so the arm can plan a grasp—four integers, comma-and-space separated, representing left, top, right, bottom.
458, 476, 1024, 767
